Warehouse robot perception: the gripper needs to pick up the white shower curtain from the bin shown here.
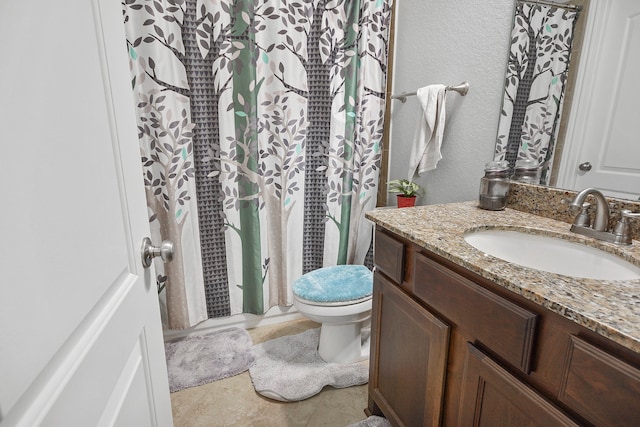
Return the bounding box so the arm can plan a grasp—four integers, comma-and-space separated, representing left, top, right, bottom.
123, 0, 393, 322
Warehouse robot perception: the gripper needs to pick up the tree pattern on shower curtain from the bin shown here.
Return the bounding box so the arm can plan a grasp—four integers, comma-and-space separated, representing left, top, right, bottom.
494, 1, 579, 183
123, 0, 213, 329
123, 0, 392, 321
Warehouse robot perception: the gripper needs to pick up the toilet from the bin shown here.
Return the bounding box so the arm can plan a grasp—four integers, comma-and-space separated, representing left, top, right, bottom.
292, 265, 373, 364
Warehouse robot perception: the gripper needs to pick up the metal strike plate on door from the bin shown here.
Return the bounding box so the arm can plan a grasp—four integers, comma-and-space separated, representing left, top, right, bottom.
141, 237, 174, 268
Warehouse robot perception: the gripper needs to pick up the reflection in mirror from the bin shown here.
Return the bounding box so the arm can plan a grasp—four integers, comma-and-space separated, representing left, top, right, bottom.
493, 0, 582, 184
556, 0, 640, 200
496, 0, 640, 201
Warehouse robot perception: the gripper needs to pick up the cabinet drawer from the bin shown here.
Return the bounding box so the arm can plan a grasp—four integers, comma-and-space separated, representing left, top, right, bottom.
413, 253, 537, 373
559, 336, 640, 427
374, 229, 405, 284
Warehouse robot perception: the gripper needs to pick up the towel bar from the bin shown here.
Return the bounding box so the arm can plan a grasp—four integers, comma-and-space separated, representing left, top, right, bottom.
391, 81, 469, 103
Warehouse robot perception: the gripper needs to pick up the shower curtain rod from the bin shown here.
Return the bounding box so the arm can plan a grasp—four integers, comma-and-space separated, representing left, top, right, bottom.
518, 0, 583, 12
390, 81, 469, 103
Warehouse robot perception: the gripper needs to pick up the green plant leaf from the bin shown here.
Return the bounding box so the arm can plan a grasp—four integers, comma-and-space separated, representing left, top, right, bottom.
387, 178, 423, 196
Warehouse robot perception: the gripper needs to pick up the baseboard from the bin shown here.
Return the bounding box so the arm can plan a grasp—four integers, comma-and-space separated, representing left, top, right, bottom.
162, 306, 304, 341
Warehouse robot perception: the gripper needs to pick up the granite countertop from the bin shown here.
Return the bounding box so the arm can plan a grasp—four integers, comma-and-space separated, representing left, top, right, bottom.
365, 201, 640, 354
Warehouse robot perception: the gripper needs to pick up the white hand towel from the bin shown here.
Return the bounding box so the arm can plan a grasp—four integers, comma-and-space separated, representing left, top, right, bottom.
407, 84, 447, 181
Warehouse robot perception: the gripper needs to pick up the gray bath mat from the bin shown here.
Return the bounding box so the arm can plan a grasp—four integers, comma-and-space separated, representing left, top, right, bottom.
249, 328, 369, 401
346, 416, 392, 427
165, 327, 255, 392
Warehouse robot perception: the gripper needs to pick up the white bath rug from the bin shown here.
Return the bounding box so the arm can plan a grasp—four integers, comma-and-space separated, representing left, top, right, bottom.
165, 327, 255, 392
346, 416, 392, 427
249, 328, 369, 402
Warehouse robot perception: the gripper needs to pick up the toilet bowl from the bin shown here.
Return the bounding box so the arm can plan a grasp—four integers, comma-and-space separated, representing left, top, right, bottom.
292, 265, 373, 364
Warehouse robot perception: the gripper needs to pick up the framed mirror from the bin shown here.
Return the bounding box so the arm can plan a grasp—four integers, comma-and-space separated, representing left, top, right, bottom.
495, 0, 640, 200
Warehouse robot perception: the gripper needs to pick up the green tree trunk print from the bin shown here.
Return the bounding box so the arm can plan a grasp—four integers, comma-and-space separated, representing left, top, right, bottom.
231, 1, 312, 307
207, 0, 308, 311
336, 0, 361, 264
232, 0, 264, 314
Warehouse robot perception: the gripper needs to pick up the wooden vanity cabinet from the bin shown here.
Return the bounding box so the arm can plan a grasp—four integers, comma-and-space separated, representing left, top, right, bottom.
368, 228, 640, 427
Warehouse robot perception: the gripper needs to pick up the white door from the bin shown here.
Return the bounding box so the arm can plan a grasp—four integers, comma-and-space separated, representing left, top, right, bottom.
558, 0, 640, 200
0, 1, 172, 426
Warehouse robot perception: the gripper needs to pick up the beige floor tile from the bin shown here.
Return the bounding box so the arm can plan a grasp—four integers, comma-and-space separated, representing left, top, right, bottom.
170, 381, 212, 425
305, 385, 369, 427
170, 319, 370, 427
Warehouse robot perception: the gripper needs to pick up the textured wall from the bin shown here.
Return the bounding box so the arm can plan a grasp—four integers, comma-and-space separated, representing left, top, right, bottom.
387, 0, 515, 205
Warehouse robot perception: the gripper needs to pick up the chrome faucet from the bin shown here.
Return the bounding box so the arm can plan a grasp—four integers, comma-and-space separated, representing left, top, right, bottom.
569, 188, 639, 245
570, 188, 610, 231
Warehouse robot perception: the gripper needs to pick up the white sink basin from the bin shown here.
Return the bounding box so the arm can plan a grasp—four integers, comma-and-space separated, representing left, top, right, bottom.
463, 229, 640, 280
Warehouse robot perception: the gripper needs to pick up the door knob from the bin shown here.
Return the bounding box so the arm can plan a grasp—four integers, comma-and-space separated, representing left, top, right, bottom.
141, 237, 174, 268
578, 162, 592, 171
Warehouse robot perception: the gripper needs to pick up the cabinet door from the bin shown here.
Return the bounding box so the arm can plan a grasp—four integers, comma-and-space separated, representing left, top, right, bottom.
559, 336, 640, 427
459, 343, 580, 427
369, 273, 450, 427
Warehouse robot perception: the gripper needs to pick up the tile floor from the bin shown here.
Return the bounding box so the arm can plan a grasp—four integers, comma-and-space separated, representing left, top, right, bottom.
169, 319, 370, 427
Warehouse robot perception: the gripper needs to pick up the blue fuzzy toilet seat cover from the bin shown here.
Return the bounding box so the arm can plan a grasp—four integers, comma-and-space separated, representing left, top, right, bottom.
292, 265, 373, 304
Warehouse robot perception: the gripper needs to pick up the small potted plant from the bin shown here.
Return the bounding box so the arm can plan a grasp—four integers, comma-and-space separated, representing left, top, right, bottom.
388, 179, 423, 208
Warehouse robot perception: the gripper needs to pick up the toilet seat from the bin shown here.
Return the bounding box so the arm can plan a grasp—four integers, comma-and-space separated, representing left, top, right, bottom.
292, 265, 372, 304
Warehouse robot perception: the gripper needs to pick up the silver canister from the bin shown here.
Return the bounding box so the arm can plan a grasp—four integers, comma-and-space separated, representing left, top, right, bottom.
479, 161, 510, 210
511, 159, 541, 184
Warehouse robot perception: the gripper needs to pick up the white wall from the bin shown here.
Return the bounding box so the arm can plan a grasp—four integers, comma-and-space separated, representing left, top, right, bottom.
387, 0, 515, 205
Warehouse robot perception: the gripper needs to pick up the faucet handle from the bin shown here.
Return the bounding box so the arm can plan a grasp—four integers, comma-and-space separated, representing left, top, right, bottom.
572, 202, 592, 227
563, 197, 580, 209
621, 210, 640, 220
612, 210, 640, 245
